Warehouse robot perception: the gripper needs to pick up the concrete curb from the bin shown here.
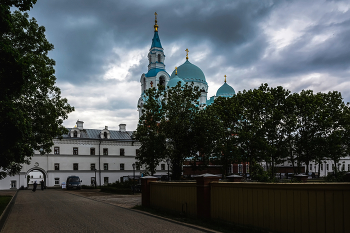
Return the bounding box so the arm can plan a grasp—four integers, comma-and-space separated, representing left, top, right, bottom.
0, 190, 18, 232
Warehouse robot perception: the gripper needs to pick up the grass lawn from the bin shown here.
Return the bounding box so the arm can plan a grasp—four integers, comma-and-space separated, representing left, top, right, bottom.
0, 196, 12, 216
133, 205, 268, 233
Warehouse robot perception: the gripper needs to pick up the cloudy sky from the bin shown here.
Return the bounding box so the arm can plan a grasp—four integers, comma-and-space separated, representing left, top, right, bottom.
25, 0, 350, 131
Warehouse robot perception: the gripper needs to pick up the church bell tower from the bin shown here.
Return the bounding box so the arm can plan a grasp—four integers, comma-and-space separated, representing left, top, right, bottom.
138, 12, 170, 117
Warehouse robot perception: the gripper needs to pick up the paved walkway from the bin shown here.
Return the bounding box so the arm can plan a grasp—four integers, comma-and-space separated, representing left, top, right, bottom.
64, 189, 141, 208
2, 189, 215, 233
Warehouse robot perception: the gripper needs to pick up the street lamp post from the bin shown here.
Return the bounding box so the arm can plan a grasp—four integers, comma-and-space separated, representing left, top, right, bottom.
94, 169, 97, 188
132, 163, 135, 195
166, 159, 170, 181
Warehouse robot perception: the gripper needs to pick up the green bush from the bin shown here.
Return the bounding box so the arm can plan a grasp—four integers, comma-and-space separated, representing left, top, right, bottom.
250, 161, 272, 182
325, 171, 348, 182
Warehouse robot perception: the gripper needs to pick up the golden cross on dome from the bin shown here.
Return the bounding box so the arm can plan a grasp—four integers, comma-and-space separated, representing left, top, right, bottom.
150, 81, 153, 87
175, 66, 178, 75
224, 75, 227, 83
185, 48, 189, 60
154, 12, 158, 32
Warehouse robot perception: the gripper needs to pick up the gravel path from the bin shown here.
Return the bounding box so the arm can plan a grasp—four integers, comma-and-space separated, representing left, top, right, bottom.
2, 189, 215, 233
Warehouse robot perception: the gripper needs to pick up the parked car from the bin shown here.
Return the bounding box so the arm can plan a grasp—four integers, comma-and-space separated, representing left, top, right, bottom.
66, 176, 82, 190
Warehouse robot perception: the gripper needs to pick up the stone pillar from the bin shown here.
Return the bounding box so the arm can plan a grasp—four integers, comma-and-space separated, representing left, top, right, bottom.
194, 174, 220, 219
141, 176, 158, 207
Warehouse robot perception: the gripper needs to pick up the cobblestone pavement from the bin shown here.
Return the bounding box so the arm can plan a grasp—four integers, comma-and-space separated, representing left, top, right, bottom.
2, 189, 215, 233
64, 189, 141, 209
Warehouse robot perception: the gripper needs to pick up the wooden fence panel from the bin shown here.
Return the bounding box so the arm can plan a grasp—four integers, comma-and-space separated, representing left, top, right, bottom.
210, 183, 350, 233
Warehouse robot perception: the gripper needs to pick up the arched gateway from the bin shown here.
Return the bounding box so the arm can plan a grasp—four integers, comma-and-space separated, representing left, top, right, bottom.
26, 166, 47, 189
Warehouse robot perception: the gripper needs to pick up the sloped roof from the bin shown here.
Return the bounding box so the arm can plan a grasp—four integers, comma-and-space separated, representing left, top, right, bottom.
62, 128, 134, 140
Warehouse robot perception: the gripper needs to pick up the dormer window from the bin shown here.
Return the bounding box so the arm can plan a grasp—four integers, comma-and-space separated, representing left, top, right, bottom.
73, 131, 77, 137
104, 132, 107, 139
158, 54, 161, 62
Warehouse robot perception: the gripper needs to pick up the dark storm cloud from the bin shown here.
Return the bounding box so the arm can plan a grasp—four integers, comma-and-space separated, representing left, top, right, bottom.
28, 0, 278, 84
24, 0, 350, 129
261, 21, 350, 78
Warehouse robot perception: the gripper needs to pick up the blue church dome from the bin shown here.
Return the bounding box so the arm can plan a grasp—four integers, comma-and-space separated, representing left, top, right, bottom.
167, 75, 185, 88
216, 82, 235, 98
170, 60, 207, 84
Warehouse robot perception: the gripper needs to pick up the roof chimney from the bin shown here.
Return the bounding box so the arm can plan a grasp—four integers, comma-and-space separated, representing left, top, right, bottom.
119, 124, 126, 132
76, 120, 84, 130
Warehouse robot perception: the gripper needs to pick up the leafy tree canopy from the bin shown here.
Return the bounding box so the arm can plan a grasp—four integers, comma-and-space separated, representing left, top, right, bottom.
0, 0, 74, 179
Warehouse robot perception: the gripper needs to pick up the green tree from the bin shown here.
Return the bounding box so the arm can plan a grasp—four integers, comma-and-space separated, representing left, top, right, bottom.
135, 86, 167, 175
162, 83, 202, 180
235, 85, 269, 175
209, 96, 242, 178
189, 103, 222, 175
294, 90, 325, 174
0, 1, 74, 179
319, 91, 350, 174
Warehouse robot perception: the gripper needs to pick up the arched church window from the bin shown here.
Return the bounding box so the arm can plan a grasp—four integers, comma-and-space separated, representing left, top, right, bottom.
143, 78, 146, 91
159, 76, 165, 86
158, 54, 161, 63
104, 132, 107, 139
73, 131, 77, 137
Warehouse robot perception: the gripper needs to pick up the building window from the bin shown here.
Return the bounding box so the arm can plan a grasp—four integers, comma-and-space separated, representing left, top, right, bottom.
73, 147, 78, 155
54, 178, 60, 185
321, 164, 323, 171
11, 180, 16, 189
91, 177, 95, 185
90, 148, 95, 155
342, 164, 345, 171
120, 148, 125, 156
227, 164, 233, 174
73, 163, 78, 170
238, 164, 243, 174
91, 163, 95, 170
104, 163, 108, 170
327, 164, 329, 171
158, 54, 161, 62
54, 147, 60, 154
310, 164, 312, 171
348, 164, 350, 171
104, 177, 109, 185
73, 131, 77, 137
120, 163, 124, 170
159, 77, 165, 86
246, 164, 249, 173
54, 163, 59, 170
161, 164, 165, 170
103, 148, 108, 155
